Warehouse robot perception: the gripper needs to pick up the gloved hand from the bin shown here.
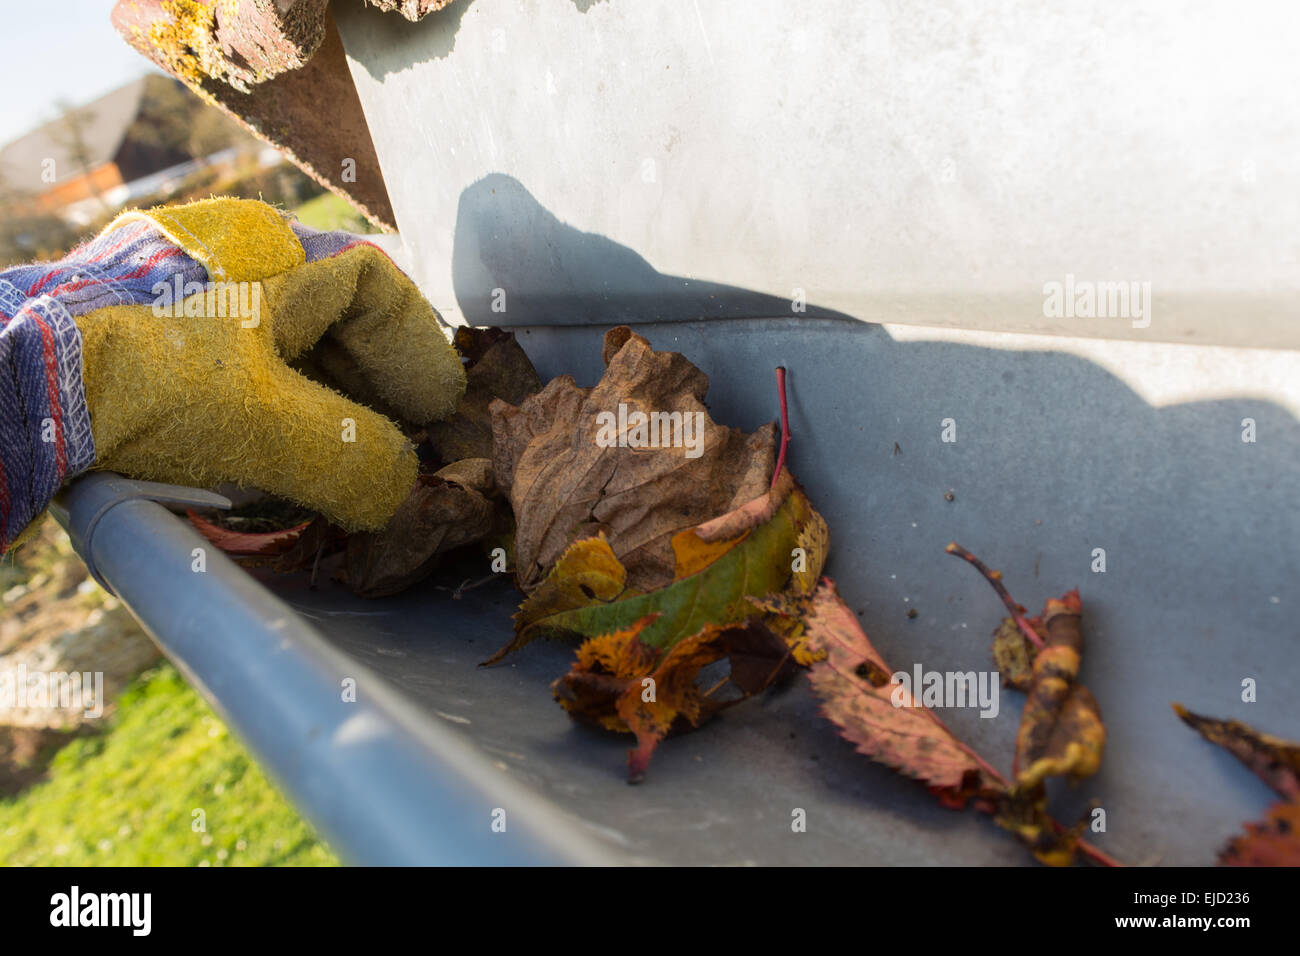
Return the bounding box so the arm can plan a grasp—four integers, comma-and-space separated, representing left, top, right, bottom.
0, 197, 466, 553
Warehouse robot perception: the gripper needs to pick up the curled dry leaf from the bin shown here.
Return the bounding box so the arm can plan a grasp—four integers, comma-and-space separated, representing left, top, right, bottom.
1013, 590, 1105, 789
1173, 703, 1300, 801
946, 544, 1105, 790
490, 326, 776, 593
944, 544, 1109, 865
342, 459, 498, 598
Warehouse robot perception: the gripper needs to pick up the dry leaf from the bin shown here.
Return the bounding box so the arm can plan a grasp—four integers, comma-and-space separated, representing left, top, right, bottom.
798, 578, 1004, 808
943, 545, 1110, 865
1013, 590, 1105, 789
552, 617, 792, 782
427, 327, 542, 463
799, 575, 1117, 866
509, 470, 824, 780
186, 510, 310, 556
342, 459, 498, 598
490, 326, 776, 593
1173, 703, 1300, 801
1220, 801, 1300, 866
485, 468, 825, 663
1174, 706, 1300, 866
946, 546, 1105, 790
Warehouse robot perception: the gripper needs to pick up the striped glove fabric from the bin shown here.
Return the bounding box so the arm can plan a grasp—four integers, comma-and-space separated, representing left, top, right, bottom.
0, 197, 466, 554
0, 211, 200, 551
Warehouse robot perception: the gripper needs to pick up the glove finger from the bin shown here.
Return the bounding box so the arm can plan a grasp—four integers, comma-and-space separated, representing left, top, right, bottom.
265, 244, 465, 425
291, 335, 408, 426
248, 367, 419, 530
96, 360, 417, 533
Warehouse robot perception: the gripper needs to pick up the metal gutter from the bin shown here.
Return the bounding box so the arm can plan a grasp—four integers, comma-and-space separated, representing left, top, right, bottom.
50, 472, 618, 866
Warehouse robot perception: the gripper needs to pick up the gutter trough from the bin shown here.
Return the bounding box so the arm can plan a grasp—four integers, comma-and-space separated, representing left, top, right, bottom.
49, 315, 1300, 866
52, 473, 615, 866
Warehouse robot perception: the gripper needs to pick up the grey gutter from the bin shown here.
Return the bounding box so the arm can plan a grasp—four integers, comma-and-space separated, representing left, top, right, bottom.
50, 472, 616, 866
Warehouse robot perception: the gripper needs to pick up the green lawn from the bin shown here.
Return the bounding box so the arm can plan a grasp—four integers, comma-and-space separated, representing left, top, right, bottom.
0, 663, 338, 867
292, 192, 379, 235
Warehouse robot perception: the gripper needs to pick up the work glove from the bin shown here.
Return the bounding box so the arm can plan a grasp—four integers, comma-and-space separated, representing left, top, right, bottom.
0, 197, 466, 553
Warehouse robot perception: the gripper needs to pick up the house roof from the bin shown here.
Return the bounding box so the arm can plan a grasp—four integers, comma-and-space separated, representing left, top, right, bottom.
0, 75, 166, 194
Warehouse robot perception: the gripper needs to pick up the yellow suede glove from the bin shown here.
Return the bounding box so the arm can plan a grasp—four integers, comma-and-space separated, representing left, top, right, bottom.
74, 198, 466, 531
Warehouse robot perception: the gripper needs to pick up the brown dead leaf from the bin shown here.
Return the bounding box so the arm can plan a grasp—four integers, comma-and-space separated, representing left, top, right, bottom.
186, 509, 347, 575
490, 326, 776, 593
1173, 706, 1300, 866
427, 327, 542, 463
342, 459, 498, 598
1173, 704, 1300, 801
430, 456, 494, 494
186, 510, 310, 556
991, 616, 1036, 690
1013, 591, 1105, 789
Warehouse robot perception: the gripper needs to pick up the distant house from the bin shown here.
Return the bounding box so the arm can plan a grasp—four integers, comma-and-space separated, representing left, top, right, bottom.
0, 74, 244, 226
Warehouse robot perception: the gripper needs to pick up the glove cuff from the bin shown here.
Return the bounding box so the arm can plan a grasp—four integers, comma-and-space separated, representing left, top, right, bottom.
0, 278, 96, 551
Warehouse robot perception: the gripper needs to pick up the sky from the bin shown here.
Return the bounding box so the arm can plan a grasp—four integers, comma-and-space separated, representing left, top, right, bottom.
0, 0, 162, 147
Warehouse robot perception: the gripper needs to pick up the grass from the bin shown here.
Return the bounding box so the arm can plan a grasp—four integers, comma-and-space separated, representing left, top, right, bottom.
292, 191, 379, 235
0, 662, 338, 867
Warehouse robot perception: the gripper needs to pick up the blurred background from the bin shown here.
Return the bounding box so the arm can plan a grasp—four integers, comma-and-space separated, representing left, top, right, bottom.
0, 1, 377, 866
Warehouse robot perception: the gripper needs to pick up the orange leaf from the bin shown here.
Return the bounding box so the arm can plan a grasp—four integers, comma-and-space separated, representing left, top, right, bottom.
553, 616, 796, 782
186, 510, 309, 556
1220, 801, 1300, 867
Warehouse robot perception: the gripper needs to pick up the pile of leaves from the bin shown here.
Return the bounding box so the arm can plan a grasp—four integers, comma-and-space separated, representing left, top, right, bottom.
189, 326, 539, 596
187, 324, 1290, 867
479, 328, 825, 780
